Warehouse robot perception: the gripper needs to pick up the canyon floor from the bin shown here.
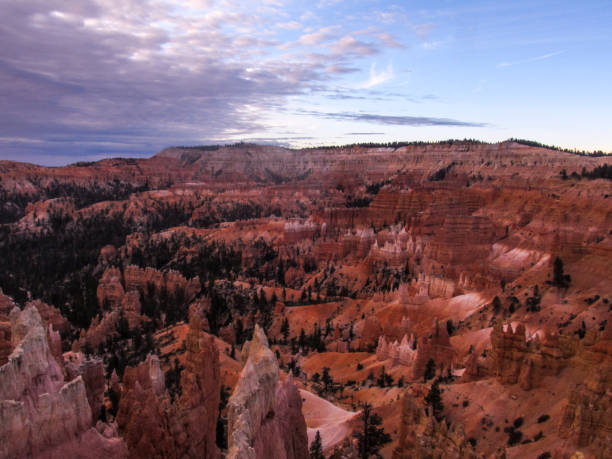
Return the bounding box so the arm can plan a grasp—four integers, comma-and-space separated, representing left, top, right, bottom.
0, 140, 610, 458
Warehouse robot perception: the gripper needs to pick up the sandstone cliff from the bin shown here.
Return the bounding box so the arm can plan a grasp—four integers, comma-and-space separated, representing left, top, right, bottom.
0, 304, 127, 458
392, 391, 472, 459
411, 318, 457, 380
490, 322, 576, 390
116, 313, 220, 458
227, 325, 308, 459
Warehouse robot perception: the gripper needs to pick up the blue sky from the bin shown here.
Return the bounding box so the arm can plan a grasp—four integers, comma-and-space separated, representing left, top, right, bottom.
0, 0, 610, 165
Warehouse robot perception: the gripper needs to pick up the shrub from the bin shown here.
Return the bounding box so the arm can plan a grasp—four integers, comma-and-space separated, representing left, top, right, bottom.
513, 417, 524, 429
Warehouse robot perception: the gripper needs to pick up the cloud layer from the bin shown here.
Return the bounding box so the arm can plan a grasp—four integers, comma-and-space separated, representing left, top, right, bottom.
0, 0, 488, 163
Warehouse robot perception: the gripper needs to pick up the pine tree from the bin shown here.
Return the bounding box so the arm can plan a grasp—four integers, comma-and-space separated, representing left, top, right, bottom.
355, 403, 391, 458
322, 367, 333, 393
552, 257, 571, 289
424, 358, 436, 381
235, 319, 245, 346
425, 378, 444, 421
309, 430, 324, 459
281, 317, 290, 342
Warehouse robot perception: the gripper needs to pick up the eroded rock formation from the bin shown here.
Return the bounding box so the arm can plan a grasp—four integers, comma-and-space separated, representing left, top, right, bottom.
227, 325, 308, 459
412, 319, 457, 380
376, 333, 416, 367
490, 322, 576, 390
558, 365, 612, 457
392, 392, 472, 459
0, 304, 127, 458
116, 314, 220, 458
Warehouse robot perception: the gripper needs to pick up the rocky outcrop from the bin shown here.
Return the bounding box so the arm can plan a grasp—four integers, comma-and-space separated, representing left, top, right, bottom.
558, 365, 612, 458
97, 265, 200, 311
28, 299, 70, 335
227, 325, 308, 459
0, 304, 127, 458
356, 316, 383, 350
412, 319, 457, 380
284, 220, 318, 244
65, 353, 106, 422
116, 313, 220, 458
0, 290, 14, 366
490, 322, 576, 390
376, 334, 416, 367
392, 392, 472, 459
460, 350, 490, 382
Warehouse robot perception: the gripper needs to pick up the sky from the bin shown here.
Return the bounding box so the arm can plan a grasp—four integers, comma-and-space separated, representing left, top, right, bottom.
0, 0, 611, 165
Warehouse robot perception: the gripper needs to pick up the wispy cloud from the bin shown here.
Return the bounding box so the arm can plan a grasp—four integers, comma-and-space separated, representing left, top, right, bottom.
298, 25, 340, 45
345, 132, 385, 135
359, 63, 394, 89
377, 33, 405, 48
497, 51, 564, 68
331, 35, 379, 56
299, 110, 487, 127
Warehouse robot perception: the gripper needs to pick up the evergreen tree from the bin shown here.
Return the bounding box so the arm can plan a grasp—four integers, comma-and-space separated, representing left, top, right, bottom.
281, 317, 290, 342
424, 358, 436, 381
322, 367, 333, 393
552, 256, 571, 289
309, 430, 324, 459
235, 319, 245, 346
355, 403, 391, 458
425, 378, 444, 421
492, 296, 502, 314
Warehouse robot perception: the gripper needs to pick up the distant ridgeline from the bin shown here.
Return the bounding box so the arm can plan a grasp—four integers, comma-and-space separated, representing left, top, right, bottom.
507, 138, 609, 157
170, 138, 610, 156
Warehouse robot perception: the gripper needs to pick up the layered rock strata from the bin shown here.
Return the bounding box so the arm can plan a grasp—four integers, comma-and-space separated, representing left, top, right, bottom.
116, 314, 220, 458
490, 322, 576, 390
227, 325, 308, 459
392, 392, 472, 459
0, 304, 127, 458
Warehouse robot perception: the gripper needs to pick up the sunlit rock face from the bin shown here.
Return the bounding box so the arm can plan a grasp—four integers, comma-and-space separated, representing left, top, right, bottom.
227, 325, 308, 459
0, 304, 127, 458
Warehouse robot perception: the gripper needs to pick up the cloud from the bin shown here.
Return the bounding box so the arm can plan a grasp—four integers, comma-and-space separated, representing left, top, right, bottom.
497, 51, 564, 68
412, 23, 434, 40
0, 0, 427, 163
377, 33, 405, 48
0, 0, 335, 160
299, 110, 487, 127
278, 21, 302, 30
345, 132, 385, 135
331, 35, 379, 56
359, 63, 394, 89
298, 25, 340, 45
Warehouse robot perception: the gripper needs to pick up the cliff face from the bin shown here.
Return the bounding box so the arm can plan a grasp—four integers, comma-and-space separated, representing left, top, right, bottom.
392, 392, 472, 459
411, 319, 457, 380
490, 322, 576, 390
0, 304, 127, 458
65, 354, 106, 422
97, 265, 200, 310
116, 314, 220, 458
227, 325, 308, 459
558, 365, 611, 458
0, 290, 13, 365
376, 334, 416, 367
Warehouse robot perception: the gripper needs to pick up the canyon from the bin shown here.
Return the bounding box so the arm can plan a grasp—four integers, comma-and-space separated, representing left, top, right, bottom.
0, 140, 610, 458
